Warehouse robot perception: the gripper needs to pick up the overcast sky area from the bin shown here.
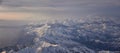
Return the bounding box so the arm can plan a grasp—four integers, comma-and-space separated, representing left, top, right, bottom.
0, 0, 120, 20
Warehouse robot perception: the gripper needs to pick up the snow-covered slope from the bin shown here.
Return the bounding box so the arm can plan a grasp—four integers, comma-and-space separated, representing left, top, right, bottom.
0, 16, 120, 53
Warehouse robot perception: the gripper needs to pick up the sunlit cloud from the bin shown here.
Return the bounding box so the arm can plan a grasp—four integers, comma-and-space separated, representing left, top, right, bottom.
0, 12, 33, 20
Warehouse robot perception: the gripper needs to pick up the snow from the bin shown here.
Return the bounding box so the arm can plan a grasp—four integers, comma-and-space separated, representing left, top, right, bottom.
0, 16, 119, 53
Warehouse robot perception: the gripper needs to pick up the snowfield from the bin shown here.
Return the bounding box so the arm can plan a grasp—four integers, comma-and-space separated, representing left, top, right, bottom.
0, 16, 120, 53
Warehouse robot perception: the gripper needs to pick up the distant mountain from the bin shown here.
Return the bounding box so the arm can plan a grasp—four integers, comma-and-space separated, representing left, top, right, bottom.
0, 16, 120, 53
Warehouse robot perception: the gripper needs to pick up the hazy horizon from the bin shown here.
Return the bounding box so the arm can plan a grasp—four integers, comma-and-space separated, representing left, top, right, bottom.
0, 0, 120, 21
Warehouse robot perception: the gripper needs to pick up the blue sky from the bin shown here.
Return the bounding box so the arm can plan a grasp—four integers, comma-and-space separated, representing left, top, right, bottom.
0, 0, 120, 20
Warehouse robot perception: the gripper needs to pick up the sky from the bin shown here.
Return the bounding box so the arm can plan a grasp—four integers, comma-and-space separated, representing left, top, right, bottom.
0, 0, 120, 20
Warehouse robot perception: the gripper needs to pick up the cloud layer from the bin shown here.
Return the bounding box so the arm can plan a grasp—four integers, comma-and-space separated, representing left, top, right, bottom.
1, 0, 120, 7
0, 0, 120, 20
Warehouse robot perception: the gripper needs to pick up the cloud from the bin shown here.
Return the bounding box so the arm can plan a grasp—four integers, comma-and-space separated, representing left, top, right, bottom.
1, 0, 120, 7
0, 0, 2, 4
0, 0, 120, 19
0, 12, 34, 20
